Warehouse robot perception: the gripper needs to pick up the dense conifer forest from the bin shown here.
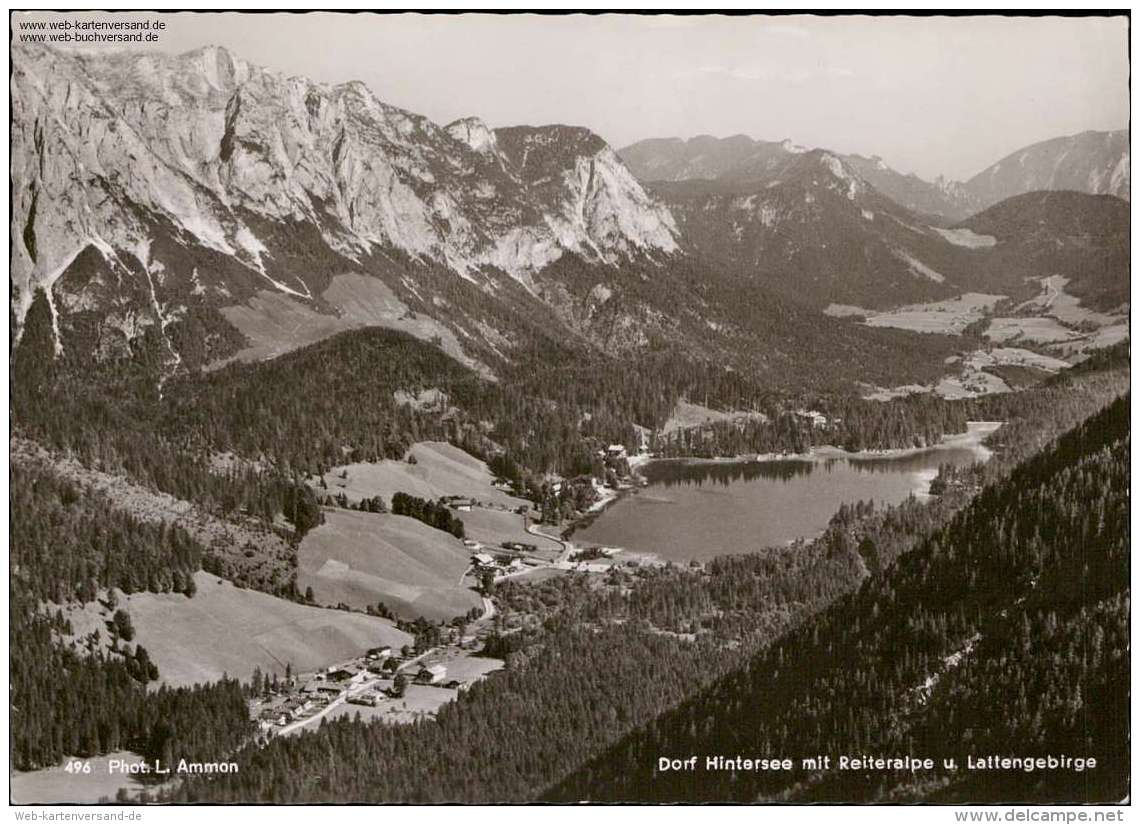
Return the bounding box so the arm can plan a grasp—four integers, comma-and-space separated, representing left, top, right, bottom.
11, 466, 202, 603
13, 284, 985, 537
545, 396, 1130, 803
9, 467, 252, 772
654, 393, 970, 458
389, 492, 466, 538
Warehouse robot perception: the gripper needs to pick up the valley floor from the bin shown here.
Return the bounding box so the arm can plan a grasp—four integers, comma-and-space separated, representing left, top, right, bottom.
828, 279, 1128, 401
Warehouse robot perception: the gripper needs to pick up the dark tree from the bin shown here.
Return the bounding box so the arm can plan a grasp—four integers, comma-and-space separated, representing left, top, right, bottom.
112, 609, 135, 642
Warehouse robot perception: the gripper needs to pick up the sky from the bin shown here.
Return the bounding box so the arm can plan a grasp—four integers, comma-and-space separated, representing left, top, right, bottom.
11, 11, 1130, 181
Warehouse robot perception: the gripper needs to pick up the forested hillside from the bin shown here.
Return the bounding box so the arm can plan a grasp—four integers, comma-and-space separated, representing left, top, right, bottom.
163, 357, 1126, 803
10, 465, 252, 772
655, 392, 971, 457
959, 191, 1130, 311
545, 395, 1130, 803
13, 281, 974, 526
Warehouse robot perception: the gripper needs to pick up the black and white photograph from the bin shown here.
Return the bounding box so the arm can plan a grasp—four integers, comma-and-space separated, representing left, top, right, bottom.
7, 8, 1131, 811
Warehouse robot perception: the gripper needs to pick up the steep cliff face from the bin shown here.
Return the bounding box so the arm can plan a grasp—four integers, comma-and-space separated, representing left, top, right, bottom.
495, 126, 679, 266
10, 44, 679, 360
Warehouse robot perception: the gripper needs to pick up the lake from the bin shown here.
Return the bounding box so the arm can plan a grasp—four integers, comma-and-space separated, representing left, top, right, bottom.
575, 422, 1000, 563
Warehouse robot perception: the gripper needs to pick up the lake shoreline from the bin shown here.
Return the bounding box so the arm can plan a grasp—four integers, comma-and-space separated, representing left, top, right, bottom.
649, 420, 1003, 467
563, 421, 1003, 554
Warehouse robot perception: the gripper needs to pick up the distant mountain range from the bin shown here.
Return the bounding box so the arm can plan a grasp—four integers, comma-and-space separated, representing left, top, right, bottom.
9, 43, 1130, 392
620, 130, 1130, 220
647, 148, 1128, 311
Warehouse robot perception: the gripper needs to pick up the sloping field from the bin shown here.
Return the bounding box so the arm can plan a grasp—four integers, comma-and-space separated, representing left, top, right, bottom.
662, 399, 769, 434
217, 273, 488, 375
931, 227, 997, 248
823, 303, 872, 318
460, 507, 562, 558
299, 509, 481, 621
219, 290, 347, 363
934, 348, 1070, 399
318, 441, 530, 510
981, 347, 1071, 372
62, 572, 409, 687
1047, 323, 1130, 360
866, 347, 1072, 401
1003, 275, 1130, 360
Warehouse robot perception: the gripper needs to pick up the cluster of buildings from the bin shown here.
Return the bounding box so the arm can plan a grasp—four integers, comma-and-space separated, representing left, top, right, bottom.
254, 646, 395, 732
253, 644, 468, 733
257, 695, 314, 727
470, 550, 527, 574
464, 539, 536, 575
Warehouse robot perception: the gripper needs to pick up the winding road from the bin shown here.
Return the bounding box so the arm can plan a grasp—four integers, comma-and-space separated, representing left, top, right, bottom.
525, 520, 572, 562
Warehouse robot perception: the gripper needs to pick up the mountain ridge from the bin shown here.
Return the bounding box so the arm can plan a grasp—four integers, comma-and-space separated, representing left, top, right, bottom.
620, 129, 1130, 220
11, 43, 679, 361
10, 43, 1129, 397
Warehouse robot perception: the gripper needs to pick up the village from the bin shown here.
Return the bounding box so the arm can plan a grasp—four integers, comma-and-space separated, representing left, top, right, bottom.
251, 442, 644, 736
250, 638, 505, 736
250, 529, 625, 738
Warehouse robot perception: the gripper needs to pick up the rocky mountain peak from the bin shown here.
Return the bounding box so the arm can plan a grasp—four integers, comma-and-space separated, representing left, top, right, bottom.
177, 44, 244, 91
445, 116, 500, 156
11, 43, 680, 351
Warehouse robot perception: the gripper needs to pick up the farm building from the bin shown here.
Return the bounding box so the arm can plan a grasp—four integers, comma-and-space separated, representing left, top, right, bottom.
472, 552, 495, 567
281, 698, 313, 720
328, 665, 368, 685
348, 691, 383, 707
416, 664, 447, 684
259, 709, 288, 726
303, 680, 346, 699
